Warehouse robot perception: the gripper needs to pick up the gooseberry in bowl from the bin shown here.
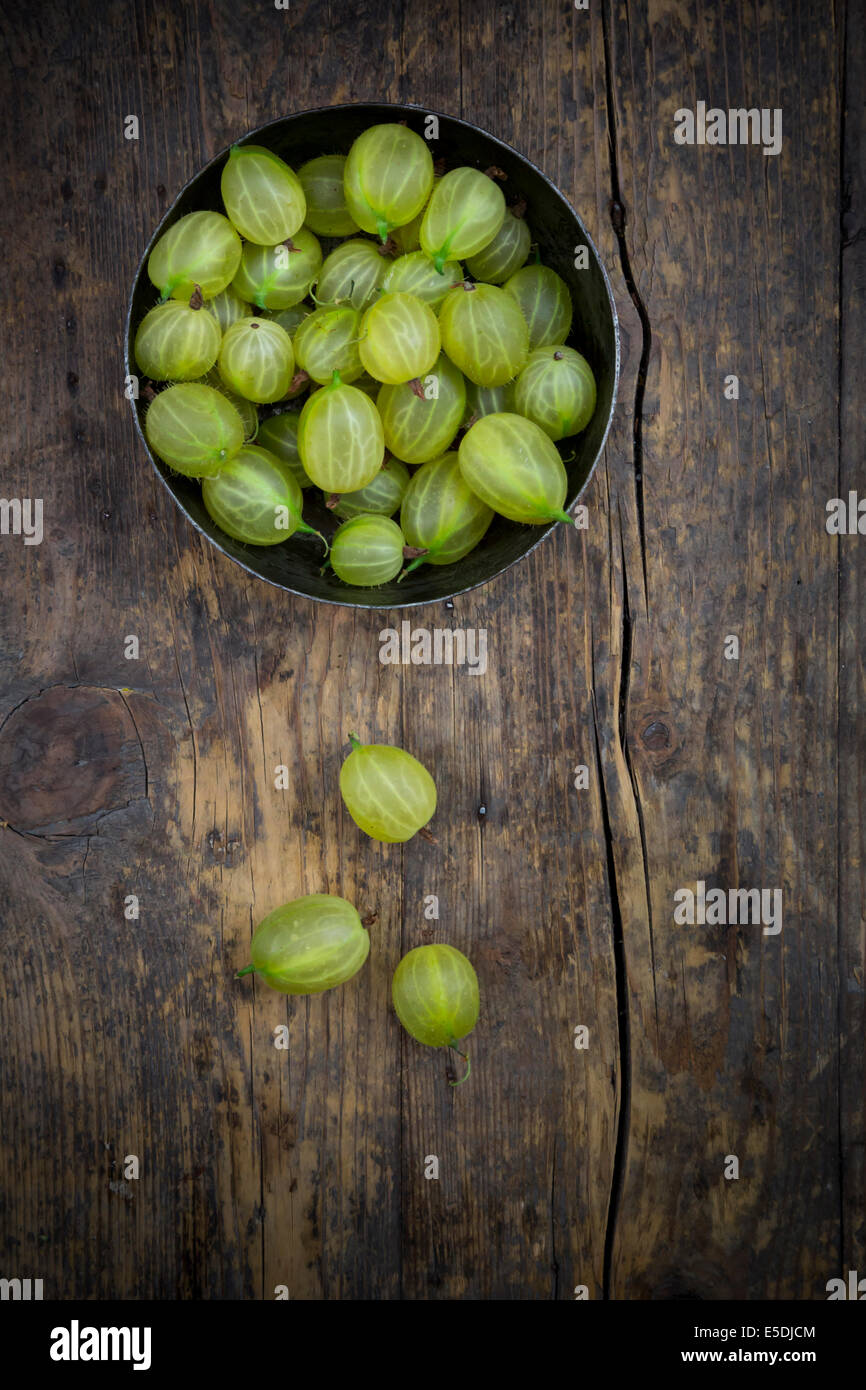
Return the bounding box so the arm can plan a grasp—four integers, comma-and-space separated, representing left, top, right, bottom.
126, 102, 618, 608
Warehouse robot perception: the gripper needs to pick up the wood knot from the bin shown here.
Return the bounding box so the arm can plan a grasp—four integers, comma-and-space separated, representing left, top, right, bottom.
641, 719, 671, 751
0, 685, 147, 835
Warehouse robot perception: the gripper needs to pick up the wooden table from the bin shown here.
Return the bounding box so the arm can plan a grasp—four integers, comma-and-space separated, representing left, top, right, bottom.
0, 0, 862, 1300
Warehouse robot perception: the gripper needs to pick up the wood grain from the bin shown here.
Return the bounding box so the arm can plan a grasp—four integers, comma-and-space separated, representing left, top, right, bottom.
0, 0, 860, 1301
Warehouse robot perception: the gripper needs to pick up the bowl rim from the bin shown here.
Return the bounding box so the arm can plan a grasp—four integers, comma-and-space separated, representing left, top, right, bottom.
125, 100, 621, 611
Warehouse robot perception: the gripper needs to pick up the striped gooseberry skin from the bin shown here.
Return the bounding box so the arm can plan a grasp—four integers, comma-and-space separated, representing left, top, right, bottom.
339, 735, 437, 841
465, 208, 532, 284
298, 154, 360, 236
220, 144, 306, 245
256, 411, 311, 488
145, 383, 245, 477
147, 210, 242, 301
391, 944, 479, 1048
134, 301, 221, 381
205, 285, 253, 333
294, 303, 363, 384
390, 175, 438, 253
246, 894, 370, 995
330, 515, 405, 587
462, 378, 515, 428
218, 317, 295, 403
438, 282, 529, 387
199, 369, 259, 440
458, 412, 573, 524
343, 124, 434, 242
514, 346, 597, 441
503, 264, 573, 350
269, 303, 312, 336
359, 292, 440, 385
202, 444, 307, 546
232, 230, 322, 310
377, 351, 466, 464
332, 457, 410, 519
400, 451, 493, 567
316, 239, 390, 311
297, 373, 385, 491
420, 167, 506, 274
382, 250, 463, 307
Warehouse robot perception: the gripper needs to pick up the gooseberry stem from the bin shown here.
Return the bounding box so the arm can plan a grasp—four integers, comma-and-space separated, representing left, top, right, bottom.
236, 965, 256, 978
377, 218, 390, 244
297, 520, 329, 554
551, 509, 574, 525
398, 553, 428, 580
447, 1039, 471, 1087
348, 733, 363, 752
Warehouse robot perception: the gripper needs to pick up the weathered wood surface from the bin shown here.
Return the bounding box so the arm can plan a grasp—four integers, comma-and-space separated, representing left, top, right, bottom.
0, 0, 860, 1300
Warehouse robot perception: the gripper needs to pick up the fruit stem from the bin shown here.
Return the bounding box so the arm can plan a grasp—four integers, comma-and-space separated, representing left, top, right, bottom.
330, 368, 342, 388
297, 520, 329, 554
377, 217, 390, 244
398, 554, 427, 580
447, 1040, 471, 1087
550, 509, 574, 525
348, 733, 363, 752
236, 965, 256, 978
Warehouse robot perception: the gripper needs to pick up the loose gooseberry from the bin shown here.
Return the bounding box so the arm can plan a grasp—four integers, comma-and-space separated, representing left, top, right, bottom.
339, 733, 437, 841
237, 894, 370, 995
392, 944, 479, 1085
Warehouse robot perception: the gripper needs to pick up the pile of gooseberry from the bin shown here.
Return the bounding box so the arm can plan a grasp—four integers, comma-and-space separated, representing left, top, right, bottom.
134, 124, 598, 587
236, 734, 478, 1085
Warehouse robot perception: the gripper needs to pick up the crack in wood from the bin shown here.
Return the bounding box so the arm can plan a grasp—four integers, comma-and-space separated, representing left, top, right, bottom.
597, 0, 656, 1301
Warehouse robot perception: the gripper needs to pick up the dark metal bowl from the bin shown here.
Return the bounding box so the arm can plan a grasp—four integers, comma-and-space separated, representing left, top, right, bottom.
126, 103, 619, 609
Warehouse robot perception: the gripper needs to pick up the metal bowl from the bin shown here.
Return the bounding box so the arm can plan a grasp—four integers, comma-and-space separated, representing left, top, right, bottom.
126, 103, 619, 609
